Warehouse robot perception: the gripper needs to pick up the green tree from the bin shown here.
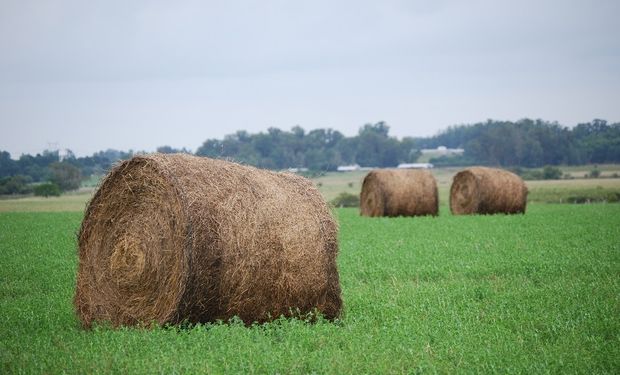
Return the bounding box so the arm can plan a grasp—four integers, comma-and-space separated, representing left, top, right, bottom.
34, 182, 61, 197
0, 175, 33, 195
0, 151, 18, 178
156, 146, 191, 154
356, 122, 400, 167
589, 168, 601, 178
542, 166, 562, 180
399, 137, 421, 163
49, 162, 82, 191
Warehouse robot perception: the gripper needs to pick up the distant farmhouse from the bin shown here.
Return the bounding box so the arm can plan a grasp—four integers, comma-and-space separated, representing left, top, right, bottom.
287, 167, 309, 173
337, 163, 433, 171
420, 146, 464, 155
397, 163, 434, 169
336, 164, 360, 172
335, 147, 463, 172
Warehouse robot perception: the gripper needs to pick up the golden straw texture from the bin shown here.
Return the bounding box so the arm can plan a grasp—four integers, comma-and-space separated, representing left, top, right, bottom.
450, 167, 528, 215
75, 154, 342, 328
359, 169, 438, 217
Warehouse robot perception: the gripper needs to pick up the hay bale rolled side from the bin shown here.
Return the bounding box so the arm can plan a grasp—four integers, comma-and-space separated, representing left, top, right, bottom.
449, 167, 528, 215
74, 153, 342, 328
359, 169, 438, 217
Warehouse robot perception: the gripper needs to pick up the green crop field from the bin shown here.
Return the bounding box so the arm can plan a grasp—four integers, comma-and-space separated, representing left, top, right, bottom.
1, 204, 619, 373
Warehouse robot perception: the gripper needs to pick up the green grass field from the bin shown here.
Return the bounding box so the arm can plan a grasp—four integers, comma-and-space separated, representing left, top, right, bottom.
1, 204, 619, 373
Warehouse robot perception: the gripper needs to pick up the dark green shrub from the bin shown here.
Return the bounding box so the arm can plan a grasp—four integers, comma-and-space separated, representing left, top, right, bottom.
566, 196, 584, 204
542, 165, 562, 180
49, 162, 82, 191
514, 166, 562, 181
0, 175, 33, 195
330, 192, 360, 207
606, 192, 620, 203
565, 192, 620, 204
589, 169, 601, 178
34, 183, 61, 197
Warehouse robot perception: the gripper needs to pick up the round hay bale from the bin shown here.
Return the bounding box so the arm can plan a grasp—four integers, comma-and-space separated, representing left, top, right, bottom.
359, 169, 438, 217
74, 153, 342, 328
450, 167, 528, 215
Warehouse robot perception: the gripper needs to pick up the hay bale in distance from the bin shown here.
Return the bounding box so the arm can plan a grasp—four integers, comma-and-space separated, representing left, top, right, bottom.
359, 169, 438, 217
450, 167, 528, 215
74, 154, 342, 328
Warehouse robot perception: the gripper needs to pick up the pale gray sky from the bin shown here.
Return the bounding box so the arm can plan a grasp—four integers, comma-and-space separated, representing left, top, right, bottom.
1, 0, 619, 157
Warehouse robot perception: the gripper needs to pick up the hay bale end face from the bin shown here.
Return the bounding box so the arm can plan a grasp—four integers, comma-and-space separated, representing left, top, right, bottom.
359, 169, 438, 217
450, 167, 528, 215
74, 154, 342, 328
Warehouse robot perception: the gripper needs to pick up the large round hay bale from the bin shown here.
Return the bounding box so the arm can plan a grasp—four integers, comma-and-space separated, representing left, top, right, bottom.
359, 169, 438, 217
74, 153, 342, 328
450, 167, 528, 215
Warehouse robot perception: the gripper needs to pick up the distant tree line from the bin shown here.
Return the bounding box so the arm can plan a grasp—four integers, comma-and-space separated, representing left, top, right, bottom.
195, 122, 419, 170
0, 149, 133, 195
0, 149, 134, 182
1, 119, 618, 195
418, 119, 620, 167
0, 146, 194, 195
195, 119, 619, 169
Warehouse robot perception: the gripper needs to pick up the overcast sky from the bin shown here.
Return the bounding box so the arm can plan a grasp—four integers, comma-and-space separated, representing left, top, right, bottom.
1, 0, 619, 157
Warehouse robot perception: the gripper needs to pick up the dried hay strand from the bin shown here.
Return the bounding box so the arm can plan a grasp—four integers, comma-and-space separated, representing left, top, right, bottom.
450, 167, 528, 215
74, 153, 342, 328
359, 169, 438, 217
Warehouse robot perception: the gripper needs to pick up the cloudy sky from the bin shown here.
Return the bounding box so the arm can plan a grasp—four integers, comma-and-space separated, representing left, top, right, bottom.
1, 0, 618, 157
